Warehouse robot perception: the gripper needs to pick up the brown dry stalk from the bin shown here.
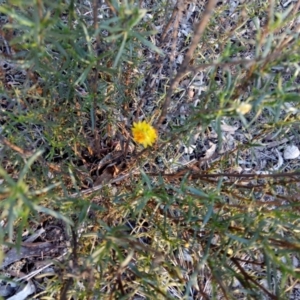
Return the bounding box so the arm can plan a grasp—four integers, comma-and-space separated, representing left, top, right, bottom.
292, 0, 300, 15
231, 257, 277, 299
209, 265, 230, 300
170, 1, 185, 65
160, 0, 181, 43
156, 0, 217, 126
0, 135, 34, 158
147, 167, 300, 179
105, 0, 117, 15
189, 171, 300, 179
0, 134, 63, 174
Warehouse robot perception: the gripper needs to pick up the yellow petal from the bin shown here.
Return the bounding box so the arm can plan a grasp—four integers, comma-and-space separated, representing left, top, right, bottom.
236, 103, 252, 115
132, 121, 157, 147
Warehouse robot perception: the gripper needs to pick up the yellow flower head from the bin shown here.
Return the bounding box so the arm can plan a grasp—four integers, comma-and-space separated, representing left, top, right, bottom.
132, 121, 157, 148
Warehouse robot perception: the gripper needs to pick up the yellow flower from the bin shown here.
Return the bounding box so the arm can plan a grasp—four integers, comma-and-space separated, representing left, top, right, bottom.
236, 103, 252, 115
132, 121, 157, 148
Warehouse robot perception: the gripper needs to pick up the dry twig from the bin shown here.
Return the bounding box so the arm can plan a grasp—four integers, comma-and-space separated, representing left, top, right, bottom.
156, 0, 217, 126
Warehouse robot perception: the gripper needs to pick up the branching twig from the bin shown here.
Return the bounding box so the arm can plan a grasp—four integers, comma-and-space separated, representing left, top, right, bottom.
231, 257, 277, 300
156, 0, 217, 126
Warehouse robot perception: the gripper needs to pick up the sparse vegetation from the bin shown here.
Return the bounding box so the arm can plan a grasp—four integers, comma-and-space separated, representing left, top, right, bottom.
1, 0, 300, 299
